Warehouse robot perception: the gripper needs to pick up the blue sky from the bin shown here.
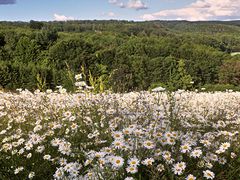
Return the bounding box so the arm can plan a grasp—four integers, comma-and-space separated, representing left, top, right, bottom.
0, 0, 239, 21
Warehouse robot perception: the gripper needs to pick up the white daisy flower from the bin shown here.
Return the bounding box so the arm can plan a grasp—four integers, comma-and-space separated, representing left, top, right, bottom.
180, 144, 192, 153
142, 158, 155, 166
126, 166, 138, 174
112, 156, 124, 168
143, 140, 155, 149
186, 174, 196, 180
128, 157, 140, 167
190, 149, 202, 158
203, 170, 215, 179
112, 131, 124, 139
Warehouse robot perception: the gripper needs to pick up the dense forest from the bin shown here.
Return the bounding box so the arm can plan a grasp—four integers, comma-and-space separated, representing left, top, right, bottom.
0, 20, 240, 92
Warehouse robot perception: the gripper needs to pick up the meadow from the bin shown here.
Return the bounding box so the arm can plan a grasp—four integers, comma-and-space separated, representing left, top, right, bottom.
1, 82, 240, 179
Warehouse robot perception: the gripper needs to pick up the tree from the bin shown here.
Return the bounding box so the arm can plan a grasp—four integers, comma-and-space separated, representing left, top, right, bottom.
219, 60, 240, 85
29, 20, 44, 30
14, 36, 41, 63
35, 30, 58, 49
49, 38, 95, 71
169, 59, 193, 90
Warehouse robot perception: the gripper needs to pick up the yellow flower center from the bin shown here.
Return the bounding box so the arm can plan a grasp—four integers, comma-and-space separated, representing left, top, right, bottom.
116, 160, 121, 164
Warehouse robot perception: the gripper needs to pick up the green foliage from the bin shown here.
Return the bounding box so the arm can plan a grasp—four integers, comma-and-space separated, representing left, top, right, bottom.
36, 73, 47, 91
29, 20, 44, 30
88, 66, 109, 93
0, 33, 6, 47
201, 84, 240, 92
14, 36, 41, 63
35, 30, 58, 49
219, 59, 240, 86
1, 20, 240, 91
168, 59, 193, 90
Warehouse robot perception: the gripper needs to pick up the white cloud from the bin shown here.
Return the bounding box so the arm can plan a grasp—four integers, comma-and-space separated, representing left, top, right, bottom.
127, 0, 147, 10
142, 0, 240, 21
54, 13, 75, 21
102, 12, 116, 17
109, 0, 148, 10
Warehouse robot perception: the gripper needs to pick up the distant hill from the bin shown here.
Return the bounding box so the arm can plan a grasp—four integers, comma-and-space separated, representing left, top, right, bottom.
1, 20, 240, 35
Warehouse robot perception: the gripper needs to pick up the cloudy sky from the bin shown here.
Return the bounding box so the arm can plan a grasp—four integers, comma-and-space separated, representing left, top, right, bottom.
0, 0, 239, 21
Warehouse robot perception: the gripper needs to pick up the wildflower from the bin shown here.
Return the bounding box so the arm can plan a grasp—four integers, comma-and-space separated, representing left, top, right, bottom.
190, 149, 202, 158
155, 149, 162, 156
231, 152, 237, 158
75, 81, 87, 87
142, 158, 155, 166
25, 142, 33, 150
123, 128, 133, 135
36, 145, 45, 153
157, 164, 165, 172
180, 144, 192, 153
143, 140, 155, 149
28, 171, 35, 179
112, 156, 124, 168
134, 129, 144, 136
0, 130, 7, 135
173, 166, 183, 175
128, 157, 140, 167
26, 153, 32, 159
152, 86, 165, 92
125, 177, 134, 180
84, 159, 92, 166
203, 170, 215, 179
59, 158, 67, 166
95, 152, 106, 158
112, 131, 124, 139
166, 138, 176, 145
126, 166, 138, 174
53, 168, 65, 179
14, 167, 24, 174
200, 139, 211, 147
64, 163, 74, 173
154, 132, 163, 138
164, 132, 172, 138
186, 174, 196, 180
63, 111, 72, 118
219, 142, 230, 151
75, 74, 82, 80
210, 154, 218, 162
46, 89, 52, 94
43, 154, 51, 161
219, 157, 227, 165
98, 158, 106, 166
71, 123, 78, 130
18, 148, 25, 155
2, 143, 12, 151
33, 125, 42, 132
205, 162, 213, 169
112, 140, 124, 149
70, 169, 79, 177
173, 162, 186, 175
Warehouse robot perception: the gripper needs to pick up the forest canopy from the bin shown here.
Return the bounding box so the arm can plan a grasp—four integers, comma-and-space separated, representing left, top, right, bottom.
0, 20, 240, 92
